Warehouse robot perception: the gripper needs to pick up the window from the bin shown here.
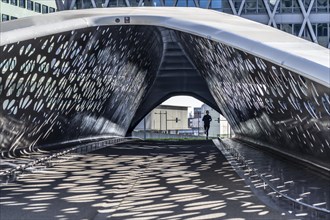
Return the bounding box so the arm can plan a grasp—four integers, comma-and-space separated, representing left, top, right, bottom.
317, 23, 328, 36
220, 0, 232, 13
42, 5, 48, 13
27, 0, 33, 10
94, 0, 105, 7
199, 0, 209, 8
10, 16, 17, 20
268, 0, 280, 13
2, 14, 10, 21
245, 0, 257, 14
176, 0, 186, 6
281, 24, 293, 34
281, 0, 292, 13
293, 0, 300, 12
10, 0, 17, 5
49, 7, 55, 13
187, 0, 196, 7
293, 24, 302, 35
19, 0, 25, 8
80, 0, 93, 8
210, 0, 221, 10
282, 0, 292, 7
317, 23, 329, 47
2, 0, 9, 3
164, 0, 174, 6
257, 0, 266, 13
316, 0, 328, 12
303, 0, 316, 12
35, 2, 41, 12
302, 24, 317, 41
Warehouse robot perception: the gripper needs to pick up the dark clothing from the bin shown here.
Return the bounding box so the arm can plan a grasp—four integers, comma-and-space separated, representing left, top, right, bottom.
202, 115, 212, 126
202, 114, 212, 140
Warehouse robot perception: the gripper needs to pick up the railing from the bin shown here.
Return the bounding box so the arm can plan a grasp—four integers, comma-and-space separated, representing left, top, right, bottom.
216, 139, 330, 218
132, 131, 207, 139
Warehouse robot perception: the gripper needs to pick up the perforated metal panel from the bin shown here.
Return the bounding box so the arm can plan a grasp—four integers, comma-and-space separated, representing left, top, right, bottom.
177, 31, 330, 165
0, 8, 329, 169
0, 25, 162, 155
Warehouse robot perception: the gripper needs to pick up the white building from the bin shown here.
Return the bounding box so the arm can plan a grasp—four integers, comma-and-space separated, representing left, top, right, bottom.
135, 105, 189, 134
1, 0, 57, 22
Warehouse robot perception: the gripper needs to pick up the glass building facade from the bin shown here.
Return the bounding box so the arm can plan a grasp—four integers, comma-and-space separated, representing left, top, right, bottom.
0, 0, 57, 22
58, 0, 329, 48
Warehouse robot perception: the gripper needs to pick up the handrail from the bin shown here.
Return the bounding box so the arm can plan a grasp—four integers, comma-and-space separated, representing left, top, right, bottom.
215, 139, 330, 215
256, 168, 330, 214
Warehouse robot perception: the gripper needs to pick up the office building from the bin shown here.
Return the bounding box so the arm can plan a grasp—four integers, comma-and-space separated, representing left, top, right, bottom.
1, 0, 56, 22
53, 0, 330, 48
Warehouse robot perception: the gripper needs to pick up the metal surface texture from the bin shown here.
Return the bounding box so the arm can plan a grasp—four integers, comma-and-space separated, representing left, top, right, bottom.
177, 31, 330, 167
0, 8, 329, 169
0, 25, 162, 155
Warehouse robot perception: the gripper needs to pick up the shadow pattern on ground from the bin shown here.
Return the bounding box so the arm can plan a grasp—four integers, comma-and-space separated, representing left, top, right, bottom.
0, 141, 294, 220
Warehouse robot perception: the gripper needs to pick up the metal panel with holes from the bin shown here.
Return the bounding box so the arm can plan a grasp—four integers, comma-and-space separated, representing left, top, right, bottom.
0, 8, 329, 169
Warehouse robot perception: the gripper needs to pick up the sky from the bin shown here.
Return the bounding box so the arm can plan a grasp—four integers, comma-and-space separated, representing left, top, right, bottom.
161, 95, 204, 115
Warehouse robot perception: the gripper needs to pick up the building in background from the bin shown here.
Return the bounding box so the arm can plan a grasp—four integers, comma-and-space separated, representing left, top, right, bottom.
1, 0, 57, 22
188, 116, 201, 136
1, 0, 329, 48
51, 0, 330, 48
135, 105, 189, 134
193, 107, 202, 118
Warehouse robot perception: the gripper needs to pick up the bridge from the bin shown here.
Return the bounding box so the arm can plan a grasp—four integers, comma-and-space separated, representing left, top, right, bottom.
0, 7, 329, 219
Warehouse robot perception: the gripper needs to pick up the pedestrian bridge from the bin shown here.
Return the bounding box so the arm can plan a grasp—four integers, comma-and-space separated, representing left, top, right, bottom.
0, 8, 329, 171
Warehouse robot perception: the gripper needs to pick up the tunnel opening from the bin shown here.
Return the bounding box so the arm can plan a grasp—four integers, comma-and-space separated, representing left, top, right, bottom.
0, 9, 329, 170
1, 9, 330, 218
131, 95, 232, 140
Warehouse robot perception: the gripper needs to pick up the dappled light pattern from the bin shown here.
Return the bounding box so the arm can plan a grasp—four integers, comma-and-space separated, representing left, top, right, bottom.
177, 32, 330, 165
0, 26, 162, 156
0, 141, 293, 220
0, 137, 130, 184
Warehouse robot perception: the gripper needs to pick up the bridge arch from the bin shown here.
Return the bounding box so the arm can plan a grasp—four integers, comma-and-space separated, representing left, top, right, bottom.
0, 8, 329, 169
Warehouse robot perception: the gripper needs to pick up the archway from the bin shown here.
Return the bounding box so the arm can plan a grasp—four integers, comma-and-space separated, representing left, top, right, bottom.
0, 8, 329, 169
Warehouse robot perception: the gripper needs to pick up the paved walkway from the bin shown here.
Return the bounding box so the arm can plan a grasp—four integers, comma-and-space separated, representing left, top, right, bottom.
1, 140, 296, 220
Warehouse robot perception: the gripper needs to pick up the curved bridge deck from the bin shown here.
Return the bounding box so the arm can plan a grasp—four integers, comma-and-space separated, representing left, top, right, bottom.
0, 140, 298, 220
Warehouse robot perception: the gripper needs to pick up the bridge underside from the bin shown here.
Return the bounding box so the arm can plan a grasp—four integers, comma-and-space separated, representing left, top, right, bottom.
0, 9, 329, 170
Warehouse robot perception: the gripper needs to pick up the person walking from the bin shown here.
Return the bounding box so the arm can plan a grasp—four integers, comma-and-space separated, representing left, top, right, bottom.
202, 110, 212, 140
